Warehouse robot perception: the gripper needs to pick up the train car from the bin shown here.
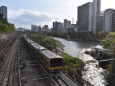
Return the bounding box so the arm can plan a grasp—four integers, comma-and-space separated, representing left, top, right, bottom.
39, 49, 63, 73
23, 35, 63, 73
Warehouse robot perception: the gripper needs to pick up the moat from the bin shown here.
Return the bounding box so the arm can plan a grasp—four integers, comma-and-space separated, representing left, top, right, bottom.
54, 37, 107, 86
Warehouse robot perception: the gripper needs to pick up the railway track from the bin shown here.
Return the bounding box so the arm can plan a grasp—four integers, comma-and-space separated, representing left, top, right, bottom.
23, 37, 79, 86
16, 38, 53, 86
52, 75, 69, 86
0, 36, 79, 86
0, 37, 18, 86
0, 38, 9, 53
0, 35, 80, 86
0, 36, 16, 61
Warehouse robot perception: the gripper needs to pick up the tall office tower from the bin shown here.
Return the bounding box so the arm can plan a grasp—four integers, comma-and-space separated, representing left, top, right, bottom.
64, 19, 71, 32
0, 6, 7, 20
93, 0, 101, 34
53, 21, 59, 31
53, 21, 63, 32
104, 9, 115, 33
42, 25, 49, 32
31, 25, 41, 32
78, 2, 93, 32
96, 12, 104, 33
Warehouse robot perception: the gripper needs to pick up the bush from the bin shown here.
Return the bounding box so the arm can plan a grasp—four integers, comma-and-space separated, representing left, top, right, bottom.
0, 17, 15, 33
60, 52, 84, 72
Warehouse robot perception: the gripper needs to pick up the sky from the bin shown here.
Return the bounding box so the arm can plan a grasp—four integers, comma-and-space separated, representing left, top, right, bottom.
0, 0, 115, 29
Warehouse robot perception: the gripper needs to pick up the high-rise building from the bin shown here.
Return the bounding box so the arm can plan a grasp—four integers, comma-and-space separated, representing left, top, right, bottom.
58, 23, 64, 32
96, 12, 104, 33
103, 9, 115, 33
42, 25, 49, 32
53, 21, 58, 31
53, 21, 64, 32
92, 0, 101, 34
64, 19, 71, 32
0, 6, 7, 20
78, 2, 93, 32
31, 25, 41, 32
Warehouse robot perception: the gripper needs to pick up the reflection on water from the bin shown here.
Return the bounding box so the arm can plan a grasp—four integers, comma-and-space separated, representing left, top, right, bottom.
54, 37, 106, 86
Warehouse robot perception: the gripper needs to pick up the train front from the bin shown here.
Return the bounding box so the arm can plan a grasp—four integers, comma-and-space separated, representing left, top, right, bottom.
49, 57, 63, 73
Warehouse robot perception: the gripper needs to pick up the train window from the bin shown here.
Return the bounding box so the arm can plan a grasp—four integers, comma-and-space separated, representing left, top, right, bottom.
50, 58, 63, 67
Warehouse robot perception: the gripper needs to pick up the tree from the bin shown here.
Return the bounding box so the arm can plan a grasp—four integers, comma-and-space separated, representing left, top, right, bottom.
101, 32, 115, 53
101, 32, 115, 85
98, 31, 106, 39
0, 13, 15, 34
28, 33, 64, 52
40, 36, 64, 52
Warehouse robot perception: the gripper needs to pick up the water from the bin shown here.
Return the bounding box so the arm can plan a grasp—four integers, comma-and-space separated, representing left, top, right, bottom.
54, 37, 106, 86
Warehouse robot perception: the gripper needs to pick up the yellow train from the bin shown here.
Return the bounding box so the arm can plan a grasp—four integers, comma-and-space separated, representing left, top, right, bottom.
23, 35, 63, 73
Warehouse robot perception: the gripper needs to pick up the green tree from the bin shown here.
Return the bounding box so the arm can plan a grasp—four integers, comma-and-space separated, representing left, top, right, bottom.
101, 32, 115, 85
28, 33, 64, 52
101, 32, 115, 53
0, 14, 15, 33
47, 32, 68, 39
98, 31, 106, 39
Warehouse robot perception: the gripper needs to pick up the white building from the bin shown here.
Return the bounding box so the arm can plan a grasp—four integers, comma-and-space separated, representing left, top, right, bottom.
92, 0, 101, 34
0, 6, 7, 20
64, 19, 71, 32
104, 9, 115, 33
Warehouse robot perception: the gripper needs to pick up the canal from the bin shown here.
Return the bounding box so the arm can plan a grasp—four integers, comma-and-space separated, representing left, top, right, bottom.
54, 37, 106, 86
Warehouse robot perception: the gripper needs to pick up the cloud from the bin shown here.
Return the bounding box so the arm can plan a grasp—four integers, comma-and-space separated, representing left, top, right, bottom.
8, 9, 69, 29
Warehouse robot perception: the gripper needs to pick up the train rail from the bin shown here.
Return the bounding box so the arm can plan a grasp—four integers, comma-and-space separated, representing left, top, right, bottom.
0, 38, 9, 53
0, 45, 15, 86
0, 37, 16, 61
0, 35, 80, 86
52, 75, 69, 86
16, 38, 53, 86
23, 37, 79, 86
0, 37, 18, 86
